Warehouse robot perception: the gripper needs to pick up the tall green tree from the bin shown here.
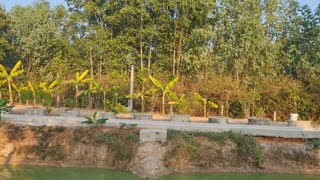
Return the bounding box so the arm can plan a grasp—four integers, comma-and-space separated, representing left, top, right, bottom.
0, 6, 10, 62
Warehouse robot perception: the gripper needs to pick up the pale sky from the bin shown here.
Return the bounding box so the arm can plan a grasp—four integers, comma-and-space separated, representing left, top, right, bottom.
0, 0, 319, 11
0, 0, 67, 11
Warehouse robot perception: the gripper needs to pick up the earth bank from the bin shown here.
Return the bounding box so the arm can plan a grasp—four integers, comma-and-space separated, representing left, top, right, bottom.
0, 123, 319, 179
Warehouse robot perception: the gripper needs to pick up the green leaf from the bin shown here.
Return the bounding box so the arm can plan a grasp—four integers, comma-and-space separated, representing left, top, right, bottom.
0, 79, 8, 85
9, 60, 23, 76
84, 116, 93, 121
194, 92, 204, 101
146, 88, 158, 94
48, 80, 59, 90
79, 70, 89, 81
167, 91, 178, 100
96, 118, 107, 124
165, 77, 179, 92
0, 64, 8, 75
93, 111, 97, 120
81, 78, 92, 83
81, 120, 93, 124
148, 75, 163, 89
128, 123, 138, 127
208, 101, 218, 109
119, 123, 126, 128
10, 69, 24, 77
168, 101, 178, 105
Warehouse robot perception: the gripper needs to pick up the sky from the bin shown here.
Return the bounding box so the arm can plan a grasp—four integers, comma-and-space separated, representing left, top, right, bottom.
0, 0, 67, 10
0, 0, 319, 11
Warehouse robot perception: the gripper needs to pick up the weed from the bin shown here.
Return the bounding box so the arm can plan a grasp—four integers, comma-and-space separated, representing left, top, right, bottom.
82, 111, 108, 126
97, 131, 139, 161
48, 143, 64, 161
119, 123, 138, 129
125, 133, 139, 142
72, 133, 81, 144
306, 138, 320, 150
166, 130, 263, 168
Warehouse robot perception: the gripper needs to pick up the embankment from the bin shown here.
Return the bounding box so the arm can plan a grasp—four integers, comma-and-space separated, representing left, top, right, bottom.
0, 122, 319, 179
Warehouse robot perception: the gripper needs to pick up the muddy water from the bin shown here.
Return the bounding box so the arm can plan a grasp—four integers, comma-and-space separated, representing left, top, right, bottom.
0, 165, 320, 180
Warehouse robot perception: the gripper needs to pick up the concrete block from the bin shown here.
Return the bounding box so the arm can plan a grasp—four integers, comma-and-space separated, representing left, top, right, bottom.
208, 116, 229, 124
140, 129, 167, 143
248, 118, 271, 126
170, 115, 190, 122
25, 108, 47, 116
134, 114, 152, 120
99, 112, 116, 119
60, 110, 80, 117
287, 120, 297, 127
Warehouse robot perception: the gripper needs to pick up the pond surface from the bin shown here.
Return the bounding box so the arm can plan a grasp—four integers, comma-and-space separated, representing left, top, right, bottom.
160, 173, 320, 180
1, 165, 320, 180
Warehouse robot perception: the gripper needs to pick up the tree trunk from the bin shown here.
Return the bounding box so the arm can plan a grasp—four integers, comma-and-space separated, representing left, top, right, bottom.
162, 91, 165, 114
172, 26, 176, 76
99, 55, 102, 77
203, 99, 207, 117
140, 1, 144, 71
75, 85, 78, 108
147, 37, 153, 74
220, 103, 224, 116
176, 32, 183, 77
141, 95, 145, 113
18, 92, 21, 104
56, 95, 60, 107
88, 93, 92, 109
8, 81, 13, 103
89, 46, 94, 80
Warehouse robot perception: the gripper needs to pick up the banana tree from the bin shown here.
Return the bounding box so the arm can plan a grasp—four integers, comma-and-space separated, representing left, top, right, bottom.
126, 77, 156, 112
167, 91, 187, 115
68, 70, 92, 107
12, 83, 28, 104
39, 80, 59, 106
86, 80, 102, 109
39, 80, 59, 95
0, 61, 25, 103
27, 81, 37, 107
148, 75, 179, 114
194, 92, 218, 117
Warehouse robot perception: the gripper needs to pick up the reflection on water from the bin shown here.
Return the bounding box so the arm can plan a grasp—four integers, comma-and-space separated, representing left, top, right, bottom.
1, 165, 320, 180
0, 165, 140, 180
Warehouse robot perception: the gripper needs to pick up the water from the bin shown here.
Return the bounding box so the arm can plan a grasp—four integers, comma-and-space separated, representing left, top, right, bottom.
0, 165, 140, 180
160, 173, 320, 180
0, 165, 320, 180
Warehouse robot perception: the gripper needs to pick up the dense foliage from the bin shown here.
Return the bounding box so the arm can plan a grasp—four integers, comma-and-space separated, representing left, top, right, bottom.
0, 0, 319, 120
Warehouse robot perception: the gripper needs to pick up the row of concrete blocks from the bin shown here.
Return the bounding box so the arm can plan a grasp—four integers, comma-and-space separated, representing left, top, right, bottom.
24, 109, 191, 122
23, 109, 298, 126
25, 108, 81, 117
209, 116, 298, 127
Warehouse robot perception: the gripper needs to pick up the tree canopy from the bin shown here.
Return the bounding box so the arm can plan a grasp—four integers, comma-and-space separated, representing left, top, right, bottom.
0, 0, 319, 120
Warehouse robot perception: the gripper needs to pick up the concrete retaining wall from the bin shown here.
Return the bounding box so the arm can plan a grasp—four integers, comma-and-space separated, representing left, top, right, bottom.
2, 114, 320, 139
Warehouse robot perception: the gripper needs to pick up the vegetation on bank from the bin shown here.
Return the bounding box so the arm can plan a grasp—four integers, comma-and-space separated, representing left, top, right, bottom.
166, 130, 263, 168
0, 0, 319, 121
0, 123, 140, 164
